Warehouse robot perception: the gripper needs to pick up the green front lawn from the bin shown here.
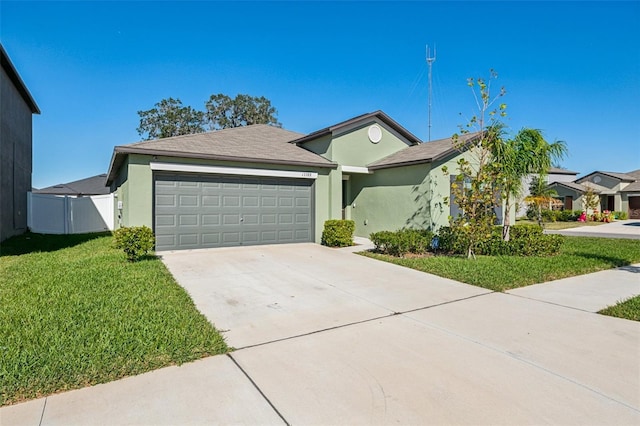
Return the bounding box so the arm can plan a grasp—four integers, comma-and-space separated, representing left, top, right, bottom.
515, 219, 607, 230
0, 233, 228, 406
361, 236, 640, 292
599, 296, 640, 321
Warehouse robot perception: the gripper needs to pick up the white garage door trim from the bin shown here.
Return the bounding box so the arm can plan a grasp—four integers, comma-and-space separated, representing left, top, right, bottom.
150, 162, 318, 180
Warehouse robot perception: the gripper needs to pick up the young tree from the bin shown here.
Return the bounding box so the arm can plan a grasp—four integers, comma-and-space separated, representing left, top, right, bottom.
205, 94, 281, 130
442, 70, 506, 259
137, 98, 205, 140
582, 185, 600, 217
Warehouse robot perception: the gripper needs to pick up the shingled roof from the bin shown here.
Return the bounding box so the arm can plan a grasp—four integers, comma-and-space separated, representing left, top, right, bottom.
107, 125, 336, 185
368, 132, 482, 170
548, 167, 578, 175
576, 170, 638, 183
290, 110, 422, 146
35, 174, 110, 196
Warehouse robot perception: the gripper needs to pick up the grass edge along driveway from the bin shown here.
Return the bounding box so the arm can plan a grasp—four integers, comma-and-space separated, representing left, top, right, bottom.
360, 236, 640, 292
0, 233, 228, 407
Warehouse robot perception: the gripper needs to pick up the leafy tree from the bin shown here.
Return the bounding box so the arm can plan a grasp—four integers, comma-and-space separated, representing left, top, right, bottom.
492, 128, 567, 241
582, 185, 600, 217
205, 94, 281, 130
137, 98, 205, 140
442, 70, 506, 259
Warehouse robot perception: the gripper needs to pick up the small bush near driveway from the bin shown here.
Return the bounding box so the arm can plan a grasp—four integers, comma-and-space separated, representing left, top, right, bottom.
0, 233, 228, 406
113, 225, 155, 261
321, 219, 355, 247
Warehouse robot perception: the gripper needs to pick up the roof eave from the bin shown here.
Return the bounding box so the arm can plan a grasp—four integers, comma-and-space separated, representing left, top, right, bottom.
0, 44, 40, 114
291, 110, 422, 146
369, 157, 434, 171
106, 147, 338, 185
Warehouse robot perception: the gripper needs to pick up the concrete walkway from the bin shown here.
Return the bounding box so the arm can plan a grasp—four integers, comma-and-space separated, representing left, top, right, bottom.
3, 244, 639, 425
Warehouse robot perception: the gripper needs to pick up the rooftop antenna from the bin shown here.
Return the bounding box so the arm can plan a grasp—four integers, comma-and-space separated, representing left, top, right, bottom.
426, 44, 436, 142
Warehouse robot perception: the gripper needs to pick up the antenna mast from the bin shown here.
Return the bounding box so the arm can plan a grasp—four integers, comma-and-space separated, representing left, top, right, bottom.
426, 44, 436, 142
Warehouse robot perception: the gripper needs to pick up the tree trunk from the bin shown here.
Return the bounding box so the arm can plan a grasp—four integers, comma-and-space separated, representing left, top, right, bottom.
502, 199, 511, 242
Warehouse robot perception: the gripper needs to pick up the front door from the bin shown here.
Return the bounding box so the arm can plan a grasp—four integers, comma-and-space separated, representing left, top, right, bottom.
564, 195, 573, 210
607, 196, 615, 211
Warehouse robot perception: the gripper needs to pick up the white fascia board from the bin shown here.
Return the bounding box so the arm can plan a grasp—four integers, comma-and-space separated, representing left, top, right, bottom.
150, 162, 318, 179
341, 165, 371, 174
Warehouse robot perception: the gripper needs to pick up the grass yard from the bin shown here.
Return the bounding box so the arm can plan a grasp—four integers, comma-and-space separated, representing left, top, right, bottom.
361, 236, 640, 292
599, 296, 640, 322
515, 219, 606, 230
0, 233, 228, 406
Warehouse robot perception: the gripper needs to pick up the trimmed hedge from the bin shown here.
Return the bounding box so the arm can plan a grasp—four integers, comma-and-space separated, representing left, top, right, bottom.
113, 226, 155, 261
321, 219, 355, 247
370, 229, 434, 257
437, 224, 564, 257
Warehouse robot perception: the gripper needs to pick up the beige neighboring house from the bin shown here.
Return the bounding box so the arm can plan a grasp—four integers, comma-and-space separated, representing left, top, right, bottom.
548, 170, 640, 218
517, 167, 579, 216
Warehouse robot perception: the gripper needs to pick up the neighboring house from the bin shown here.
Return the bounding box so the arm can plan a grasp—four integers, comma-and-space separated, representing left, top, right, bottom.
107, 110, 493, 251
34, 173, 110, 196
0, 44, 40, 242
548, 170, 640, 218
517, 167, 579, 216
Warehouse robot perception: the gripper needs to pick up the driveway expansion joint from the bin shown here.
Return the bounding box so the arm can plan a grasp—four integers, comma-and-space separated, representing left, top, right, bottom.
227, 354, 290, 426
38, 397, 47, 426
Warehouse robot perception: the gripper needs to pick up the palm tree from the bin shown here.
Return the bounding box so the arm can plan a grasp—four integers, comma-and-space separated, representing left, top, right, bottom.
491, 128, 567, 240
525, 175, 562, 227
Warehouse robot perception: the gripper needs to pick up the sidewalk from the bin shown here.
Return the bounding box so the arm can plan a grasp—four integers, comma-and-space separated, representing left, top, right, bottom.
546, 219, 640, 240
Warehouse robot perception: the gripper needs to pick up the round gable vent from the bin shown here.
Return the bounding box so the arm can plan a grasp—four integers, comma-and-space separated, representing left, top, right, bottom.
593, 176, 601, 183
368, 125, 382, 144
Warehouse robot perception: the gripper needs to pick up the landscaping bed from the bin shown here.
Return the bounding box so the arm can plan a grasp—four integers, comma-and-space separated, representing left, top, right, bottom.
0, 233, 228, 406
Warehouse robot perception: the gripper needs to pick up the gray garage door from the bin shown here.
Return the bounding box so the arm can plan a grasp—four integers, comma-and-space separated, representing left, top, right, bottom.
154, 173, 314, 251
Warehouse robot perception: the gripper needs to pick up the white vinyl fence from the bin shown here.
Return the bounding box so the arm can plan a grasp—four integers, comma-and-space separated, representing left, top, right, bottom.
27, 192, 114, 234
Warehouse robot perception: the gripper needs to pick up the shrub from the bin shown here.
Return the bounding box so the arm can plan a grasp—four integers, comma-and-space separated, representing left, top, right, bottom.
370, 228, 434, 257
614, 211, 628, 220
436, 224, 563, 257
113, 226, 155, 261
437, 226, 470, 255
321, 220, 355, 247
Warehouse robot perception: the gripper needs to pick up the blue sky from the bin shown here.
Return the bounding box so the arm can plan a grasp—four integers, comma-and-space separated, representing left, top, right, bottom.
2, 1, 639, 189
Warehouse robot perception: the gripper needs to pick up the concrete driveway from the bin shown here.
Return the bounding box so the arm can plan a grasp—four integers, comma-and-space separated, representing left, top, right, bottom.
3, 243, 639, 425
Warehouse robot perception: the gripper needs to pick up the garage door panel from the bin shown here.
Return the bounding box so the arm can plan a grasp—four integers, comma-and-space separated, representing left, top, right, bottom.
155, 173, 313, 251
242, 196, 259, 207
179, 195, 199, 207
202, 195, 220, 206
202, 233, 220, 245
178, 234, 199, 246
179, 214, 198, 226
202, 214, 220, 226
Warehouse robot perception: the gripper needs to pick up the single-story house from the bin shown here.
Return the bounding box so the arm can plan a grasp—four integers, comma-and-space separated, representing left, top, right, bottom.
106, 110, 503, 251
517, 167, 579, 216
34, 173, 110, 196
548, 170, 640, 218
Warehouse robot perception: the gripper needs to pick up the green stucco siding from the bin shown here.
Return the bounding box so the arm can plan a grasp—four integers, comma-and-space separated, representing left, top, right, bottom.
331, 121, 412, 166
